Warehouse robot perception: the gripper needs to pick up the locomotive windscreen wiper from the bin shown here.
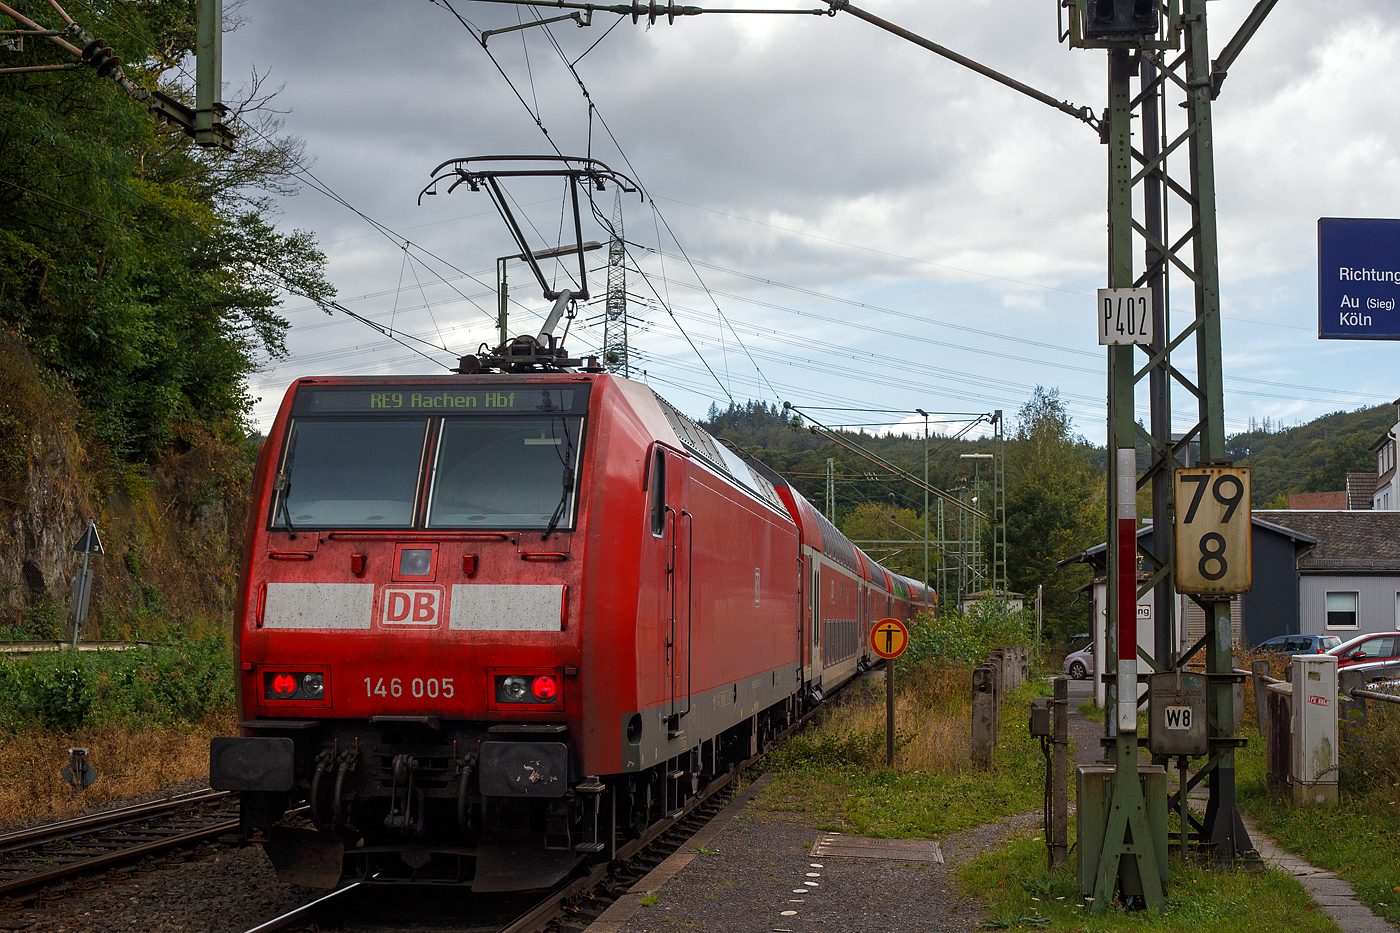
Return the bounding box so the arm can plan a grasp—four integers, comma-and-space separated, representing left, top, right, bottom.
274, 430, 298, 536
541, 419, 577, 540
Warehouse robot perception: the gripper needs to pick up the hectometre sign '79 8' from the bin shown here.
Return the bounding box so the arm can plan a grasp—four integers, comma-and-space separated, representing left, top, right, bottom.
1174, 467, 1252, 595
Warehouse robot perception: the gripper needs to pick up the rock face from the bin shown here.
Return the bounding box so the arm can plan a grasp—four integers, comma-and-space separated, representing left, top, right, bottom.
0, 340, 94, 631
0, 337, 249, 639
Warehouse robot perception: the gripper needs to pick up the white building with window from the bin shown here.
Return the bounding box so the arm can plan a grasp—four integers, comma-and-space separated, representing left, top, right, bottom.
1373, 396, 1400, 511
1254, 511, 1400, 636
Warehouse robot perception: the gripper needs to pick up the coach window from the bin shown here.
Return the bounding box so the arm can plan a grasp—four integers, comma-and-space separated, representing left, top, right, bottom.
1325, 591, 1358, 629
650, 447, 666, 537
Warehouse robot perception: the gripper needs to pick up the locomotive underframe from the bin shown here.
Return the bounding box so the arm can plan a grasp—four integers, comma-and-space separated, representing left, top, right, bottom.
230, 695, 801, 890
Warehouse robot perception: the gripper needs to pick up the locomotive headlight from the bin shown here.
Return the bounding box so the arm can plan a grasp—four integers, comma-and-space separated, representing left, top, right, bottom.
501, 676, 528, 701
301, 672, 325, 697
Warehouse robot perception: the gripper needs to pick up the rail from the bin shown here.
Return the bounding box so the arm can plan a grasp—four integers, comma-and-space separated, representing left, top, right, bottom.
0, 788, 229, 852
1349, 686, 1400, 706
0, 789, 239, 899
244, 676, 845, 933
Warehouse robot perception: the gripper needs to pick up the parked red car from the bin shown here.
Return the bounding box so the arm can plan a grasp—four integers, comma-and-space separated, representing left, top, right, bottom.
1327, 633, 1400, 668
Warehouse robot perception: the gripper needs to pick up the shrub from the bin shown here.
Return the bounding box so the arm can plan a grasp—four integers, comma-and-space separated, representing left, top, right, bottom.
0, 633, 234, 732
898, 596, 1035, 673
1341, 700, 1400, 794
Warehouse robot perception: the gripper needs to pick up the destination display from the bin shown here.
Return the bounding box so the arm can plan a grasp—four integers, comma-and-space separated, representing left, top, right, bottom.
1318, 217, 1400, 340
294, 385, 586, 415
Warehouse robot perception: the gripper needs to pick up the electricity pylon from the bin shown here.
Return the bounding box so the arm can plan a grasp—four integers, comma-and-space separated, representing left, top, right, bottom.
602, 189, 629, 376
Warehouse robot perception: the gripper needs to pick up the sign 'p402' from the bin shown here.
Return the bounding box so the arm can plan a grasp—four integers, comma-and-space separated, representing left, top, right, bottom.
1174, 467, 1251, 595
1097, 288, 1153, 345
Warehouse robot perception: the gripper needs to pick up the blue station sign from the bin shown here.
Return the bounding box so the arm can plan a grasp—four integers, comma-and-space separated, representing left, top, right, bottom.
1318, 218, 1400, 339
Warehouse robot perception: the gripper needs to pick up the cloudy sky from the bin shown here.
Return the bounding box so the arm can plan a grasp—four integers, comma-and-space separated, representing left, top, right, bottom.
220, 1, 1400, 443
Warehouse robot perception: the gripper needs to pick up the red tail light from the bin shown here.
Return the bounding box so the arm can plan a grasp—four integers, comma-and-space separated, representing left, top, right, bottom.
532, 675, 558, 700
271, 673, 298, 697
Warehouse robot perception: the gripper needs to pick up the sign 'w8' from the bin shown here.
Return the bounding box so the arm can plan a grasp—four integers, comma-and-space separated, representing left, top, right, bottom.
1174, 467, 1252, 595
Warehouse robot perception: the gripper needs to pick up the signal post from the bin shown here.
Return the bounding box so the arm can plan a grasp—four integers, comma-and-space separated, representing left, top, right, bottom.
1069, 0, 1269, 909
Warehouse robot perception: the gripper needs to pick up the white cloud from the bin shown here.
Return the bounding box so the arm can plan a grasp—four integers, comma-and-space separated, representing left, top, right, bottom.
223, 1, 1400, 442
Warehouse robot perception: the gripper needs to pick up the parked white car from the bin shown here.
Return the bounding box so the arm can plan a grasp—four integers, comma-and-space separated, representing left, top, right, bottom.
1064, 643, 1094, 680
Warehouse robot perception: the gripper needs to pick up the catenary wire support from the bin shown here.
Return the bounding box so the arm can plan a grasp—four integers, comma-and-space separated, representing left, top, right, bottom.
0, 0, 233, 148
603, 188, 630, 375
1060, 0, 1280, 907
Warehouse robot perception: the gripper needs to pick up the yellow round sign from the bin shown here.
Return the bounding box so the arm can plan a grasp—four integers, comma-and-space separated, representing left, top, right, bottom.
870, 618, 909, 660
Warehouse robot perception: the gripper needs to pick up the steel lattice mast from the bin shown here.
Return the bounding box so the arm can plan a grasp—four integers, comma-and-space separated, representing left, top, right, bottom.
603, 190, 629, 376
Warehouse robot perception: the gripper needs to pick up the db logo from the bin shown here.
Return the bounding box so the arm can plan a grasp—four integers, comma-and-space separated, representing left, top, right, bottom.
380, 586, 445, 627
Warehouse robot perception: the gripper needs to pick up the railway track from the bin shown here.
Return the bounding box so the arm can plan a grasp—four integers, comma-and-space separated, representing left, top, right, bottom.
243, 673, 864, 933
243, 777, 743, 933
0, 788, 240, 900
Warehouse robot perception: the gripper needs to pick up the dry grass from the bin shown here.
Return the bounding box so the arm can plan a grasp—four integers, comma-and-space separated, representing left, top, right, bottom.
0, 710, 235, 830
811, 665, 975, 773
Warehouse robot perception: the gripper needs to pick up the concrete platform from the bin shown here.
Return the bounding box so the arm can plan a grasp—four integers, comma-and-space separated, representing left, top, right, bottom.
587, 776, 1037, 933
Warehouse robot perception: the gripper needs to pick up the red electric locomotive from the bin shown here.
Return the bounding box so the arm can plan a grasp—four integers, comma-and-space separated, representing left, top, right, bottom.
211, 370, 934, 891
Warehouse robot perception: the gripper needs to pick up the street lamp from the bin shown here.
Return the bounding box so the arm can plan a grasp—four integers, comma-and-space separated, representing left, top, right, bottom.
916, 408, 929, 592
496, 241, 603, 348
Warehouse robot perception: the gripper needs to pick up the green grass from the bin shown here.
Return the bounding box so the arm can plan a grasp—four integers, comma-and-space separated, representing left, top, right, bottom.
1236, 719, 1400, 927
962, 826, 1342, 932
763, 678, 1050, 837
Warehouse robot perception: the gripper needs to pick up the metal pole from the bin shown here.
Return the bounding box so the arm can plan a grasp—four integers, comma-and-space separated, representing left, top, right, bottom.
886, 658, 895, 767
194, 0, 221, 144
1051, 675, 1068, 868
1142, 54, 1175, 679
918, 409, 929, 587
1093, 46, 1164, 913
497, 256, 510, 347
936, 498, 945, 606
72, 548, 90, 649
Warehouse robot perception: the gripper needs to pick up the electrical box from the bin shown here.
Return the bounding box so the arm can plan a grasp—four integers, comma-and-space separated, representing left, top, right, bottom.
1029, 696, 1052, 737
1290, 654, 1338, 807
1147, 671, 1207, 757
1076, 765, 1168, 898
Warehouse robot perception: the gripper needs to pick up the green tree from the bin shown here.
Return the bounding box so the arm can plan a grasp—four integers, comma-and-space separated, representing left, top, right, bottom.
1299, 432, 1375, 494
0, 0, 332, 461
838, 501, 923, 580
1004, 386, 1102, 640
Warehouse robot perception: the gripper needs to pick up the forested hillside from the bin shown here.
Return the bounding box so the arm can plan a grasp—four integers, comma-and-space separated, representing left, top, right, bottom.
1226, 404, 1393, 506
702, 391, 1104, 641
702, 393, 1396, 640
0, 0, 330, 640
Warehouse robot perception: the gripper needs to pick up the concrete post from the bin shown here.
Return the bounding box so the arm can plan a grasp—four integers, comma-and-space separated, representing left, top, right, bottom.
972, 665, 996, 769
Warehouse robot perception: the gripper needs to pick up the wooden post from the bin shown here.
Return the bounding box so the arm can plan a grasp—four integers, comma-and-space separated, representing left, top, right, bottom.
1250, 658, 1271, 736
1051, 676, 1069, 868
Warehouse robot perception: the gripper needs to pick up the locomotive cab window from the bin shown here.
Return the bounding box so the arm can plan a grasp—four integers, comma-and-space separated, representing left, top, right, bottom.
428, 416, 584, 530
272, 383, 590, 532
271, 418, 428, 528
